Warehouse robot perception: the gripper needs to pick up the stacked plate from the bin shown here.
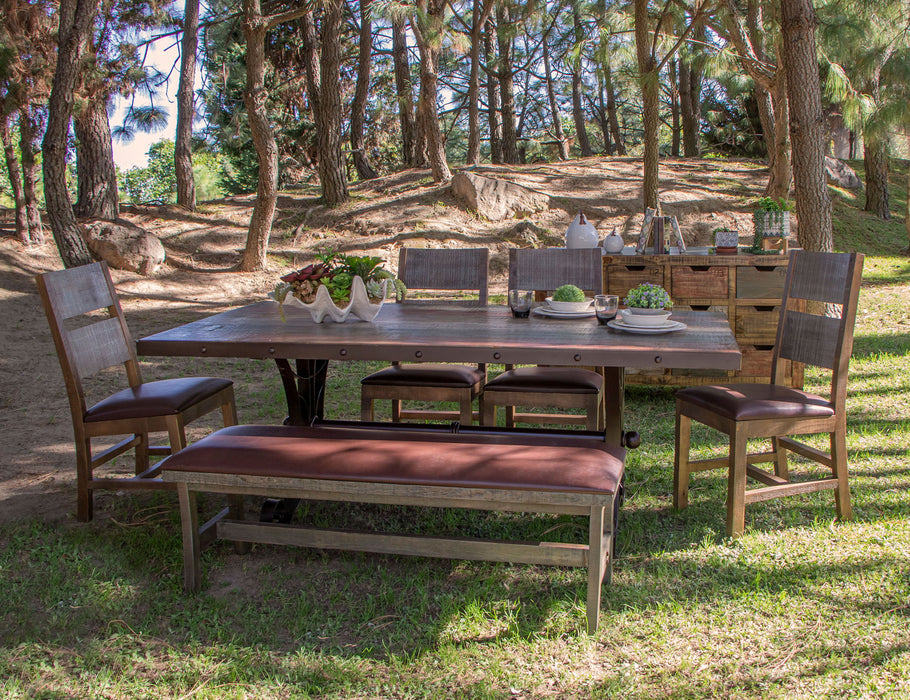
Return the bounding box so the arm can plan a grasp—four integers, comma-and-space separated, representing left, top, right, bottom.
607, 317, 687, 334
534, 297, 595, 319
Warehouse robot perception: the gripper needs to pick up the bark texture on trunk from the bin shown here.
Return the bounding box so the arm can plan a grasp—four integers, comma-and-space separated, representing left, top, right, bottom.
635, 0, 659, 210
604, 62, 625, 155
73, 97, 119, 220
780, 0, 831, 252
413, 0, 451, 181
669, 59, 680, 157
863, 135, 891, 220
484, 20, 503, 164
767, 73, 791, 200
239, 0, 279, 272
679, 60, 701, 157
42, 0, 96, 268
495, 5, 518, 164
571, 3, 593, 157
543, 39, 569, 160
175, 0, 199, 211
391, 16, 418, 168
1, 113, 29, 244
351, 0, 378, 180
316, 0, 349, 202
18, 107, 44, 243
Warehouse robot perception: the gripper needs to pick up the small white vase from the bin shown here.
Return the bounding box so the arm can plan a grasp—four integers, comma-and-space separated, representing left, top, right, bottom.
565, 212, 599, 249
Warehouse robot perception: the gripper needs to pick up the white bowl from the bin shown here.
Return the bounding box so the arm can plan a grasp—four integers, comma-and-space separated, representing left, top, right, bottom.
620, 308, 672, 327
546, 297, 593, 312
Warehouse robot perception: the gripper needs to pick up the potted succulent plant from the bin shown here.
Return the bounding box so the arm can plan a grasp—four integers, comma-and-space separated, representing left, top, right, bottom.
621, 282, 673, 326
752, 197, 792, 242
271, 250, 405, 323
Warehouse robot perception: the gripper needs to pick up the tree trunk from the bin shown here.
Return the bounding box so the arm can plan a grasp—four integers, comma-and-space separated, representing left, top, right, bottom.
73, 97, 119, 220
316, 0, 349, 202
571, 3, 593, 157
19, 106, 45, 243
239, 0, 279, 272
863, 134, 891, 220
669, 59, 680, 157
604, 61, 625, 155
780, 0, 831, 252
906, 134, 910, 253
484, 20, 503, 164
351, 0, 378, 180
543, 38, 569, 160
301, 10, 321, 175
595, 75, 612, 155
175, 0, 199, 211
0, 113, 29, 244
679, 59, 701, 157
767, 71, 791, 201
635, 0, 659, 210
391, 16, 418, 168
496, 5, 519, 164
413, 0, 451, 181
42, 0, 96, 268
466, 0, 494, 165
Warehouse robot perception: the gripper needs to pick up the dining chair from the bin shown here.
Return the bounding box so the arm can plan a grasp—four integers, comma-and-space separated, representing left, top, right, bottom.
36, 261, 238, 521
360, 247, 489, 424
481, 247, 605, 430
673, 250, 864, 537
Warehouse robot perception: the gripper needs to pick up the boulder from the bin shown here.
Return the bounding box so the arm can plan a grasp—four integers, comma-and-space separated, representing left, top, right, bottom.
81, 219, 166, 275
825, 156, 863, 189
451, 172, 549, 221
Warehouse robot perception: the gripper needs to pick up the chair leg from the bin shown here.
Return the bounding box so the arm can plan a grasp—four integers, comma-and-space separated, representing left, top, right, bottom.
482, 400, 496, 427
166, 416, 188, 454
176, 483, 202, 592
76, 437, 93, 522
586, 505, 608, 635
459, 395, 473, 425
585, 394, 600, 431
360, 394, 374, 422
391, 399, 401, 422
831, 430, 853, 522
134, 432, 150, 475
726, 426, 748, 538
771, 436, 789, 480
673, 411, 692, 510
505, 405, 515, 428
222, 393, 238, 427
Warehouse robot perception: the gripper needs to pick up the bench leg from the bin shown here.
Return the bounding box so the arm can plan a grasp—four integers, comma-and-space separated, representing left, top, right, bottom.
176, 483, 202, 592
586, 504, 611, 634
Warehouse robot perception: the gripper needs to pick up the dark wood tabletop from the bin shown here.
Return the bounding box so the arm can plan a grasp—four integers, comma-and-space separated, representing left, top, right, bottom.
137, 301, 741, 372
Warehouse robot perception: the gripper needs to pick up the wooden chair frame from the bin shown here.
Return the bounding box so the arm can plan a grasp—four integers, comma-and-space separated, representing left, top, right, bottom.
482, 248, 605, 430
36, 262, 237, 521
673, 251, 864, 537
361, 248, 488, 424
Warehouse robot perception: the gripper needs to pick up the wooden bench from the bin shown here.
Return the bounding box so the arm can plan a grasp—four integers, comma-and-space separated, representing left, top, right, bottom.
160, 423, 625, 633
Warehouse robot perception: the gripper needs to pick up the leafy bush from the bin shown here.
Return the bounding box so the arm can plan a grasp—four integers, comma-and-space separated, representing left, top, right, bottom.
624, 283, 672, 309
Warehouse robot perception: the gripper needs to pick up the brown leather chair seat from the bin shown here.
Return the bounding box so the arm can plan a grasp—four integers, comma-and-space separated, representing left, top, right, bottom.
676, 384, 834, 422
84, 377, 234, 422
360, 364, 484, 389
484, 367, 603, 394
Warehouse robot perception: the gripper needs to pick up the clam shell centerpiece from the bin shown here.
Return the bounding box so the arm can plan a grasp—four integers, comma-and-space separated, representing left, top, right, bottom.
272, 276, 388, 323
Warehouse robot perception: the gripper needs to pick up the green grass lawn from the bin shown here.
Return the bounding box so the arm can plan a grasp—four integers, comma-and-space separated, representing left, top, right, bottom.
2, 166, 909, 698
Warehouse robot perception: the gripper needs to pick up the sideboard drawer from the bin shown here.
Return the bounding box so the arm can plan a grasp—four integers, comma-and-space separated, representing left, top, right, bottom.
737, 265, 787, 299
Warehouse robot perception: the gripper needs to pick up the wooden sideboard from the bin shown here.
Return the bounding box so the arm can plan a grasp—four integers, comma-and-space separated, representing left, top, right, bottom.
602, 252, 802, 388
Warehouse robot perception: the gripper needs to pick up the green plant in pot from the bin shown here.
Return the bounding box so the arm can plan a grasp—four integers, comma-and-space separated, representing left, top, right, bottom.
752, 196, 792, 248
621, 283, 673, 327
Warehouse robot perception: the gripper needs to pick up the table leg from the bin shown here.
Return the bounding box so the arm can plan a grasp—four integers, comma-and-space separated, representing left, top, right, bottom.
274, 358, 329, 426
602, 367, 625, 445
267, 358, 329, 523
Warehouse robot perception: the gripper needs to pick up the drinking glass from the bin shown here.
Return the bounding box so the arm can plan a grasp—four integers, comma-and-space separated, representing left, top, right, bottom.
508, 289, 533, 318
594, 294, 619, 325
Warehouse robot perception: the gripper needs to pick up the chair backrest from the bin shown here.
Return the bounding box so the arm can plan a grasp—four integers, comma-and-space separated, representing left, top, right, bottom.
772, 250, 864, 406
36, 261, 141, 420
398, 248, 489, 306
508, 248, 603, 295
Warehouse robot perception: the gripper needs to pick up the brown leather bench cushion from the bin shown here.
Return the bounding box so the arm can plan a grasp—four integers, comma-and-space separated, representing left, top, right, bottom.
483, 367, 604, 394
162, 425, 624, 495
84, 377, 233, 422
360, 364, 484, 388
677, 384, 834, 421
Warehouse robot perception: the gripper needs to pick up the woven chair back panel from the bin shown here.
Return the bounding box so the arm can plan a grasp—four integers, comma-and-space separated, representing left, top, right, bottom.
399, 248, 489, 305
788, 251, 855, 305
508, 248, 603, 293
67, 316, 134, 379
777, 310, 841, 370
41, 262, 116, 319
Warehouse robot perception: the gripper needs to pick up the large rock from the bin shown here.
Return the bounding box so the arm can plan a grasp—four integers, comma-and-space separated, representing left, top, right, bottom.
825, 156, 863, 189
81, 219, 166, 275
451, 171, 550, 221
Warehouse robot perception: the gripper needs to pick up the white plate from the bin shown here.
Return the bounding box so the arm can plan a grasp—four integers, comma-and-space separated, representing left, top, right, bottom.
607, 318, 687, 334
533, 306, 596, 319
544, 297, 594, 312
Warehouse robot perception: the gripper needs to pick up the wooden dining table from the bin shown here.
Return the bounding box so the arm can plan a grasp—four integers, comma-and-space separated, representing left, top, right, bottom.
137, 301, 741, 445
